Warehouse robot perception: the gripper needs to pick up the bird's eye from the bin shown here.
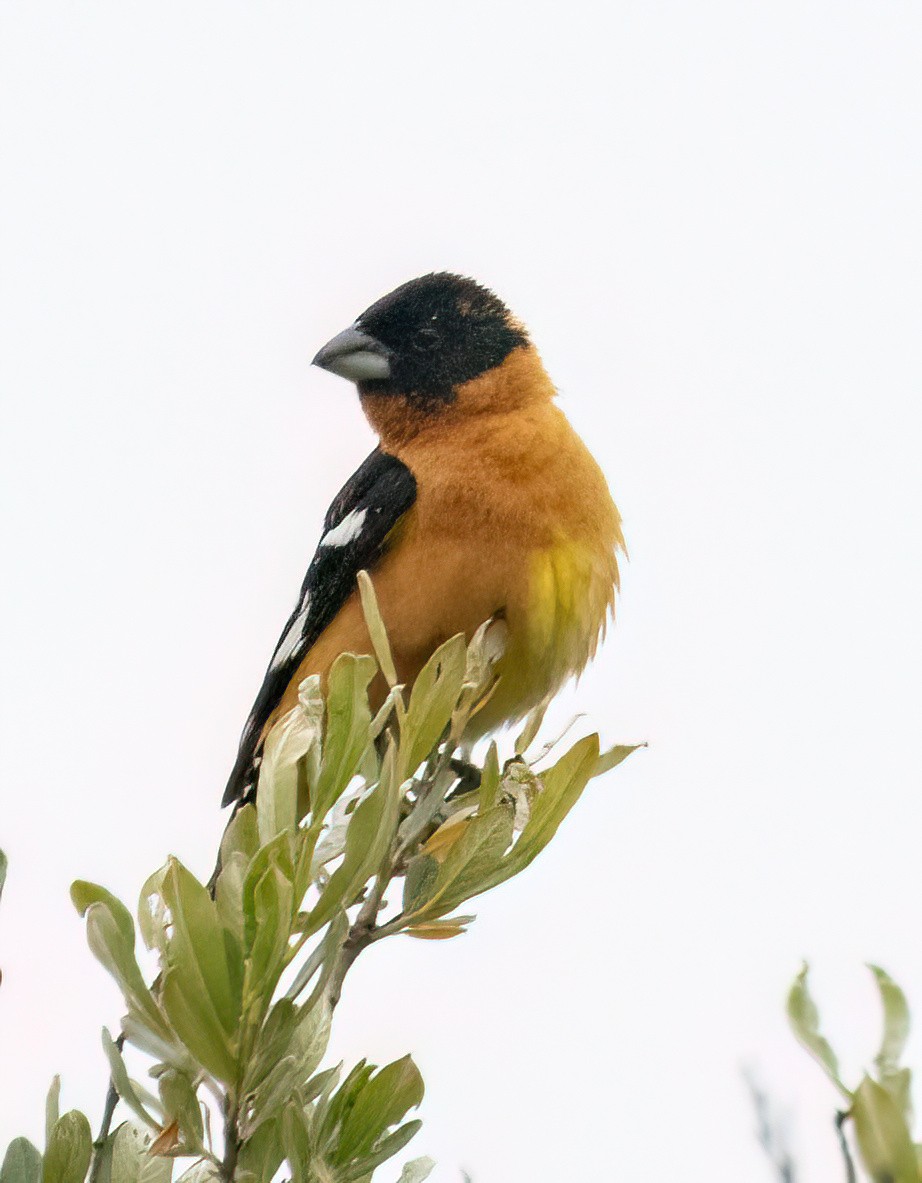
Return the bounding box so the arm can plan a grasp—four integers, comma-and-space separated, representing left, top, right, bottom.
413, 327, 441, 352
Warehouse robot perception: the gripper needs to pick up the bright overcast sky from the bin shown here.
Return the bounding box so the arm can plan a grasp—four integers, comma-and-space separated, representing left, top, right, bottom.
2, 2, 922, 1179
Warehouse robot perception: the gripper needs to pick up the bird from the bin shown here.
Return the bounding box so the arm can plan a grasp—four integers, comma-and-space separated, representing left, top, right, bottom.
223, 272, 624, 809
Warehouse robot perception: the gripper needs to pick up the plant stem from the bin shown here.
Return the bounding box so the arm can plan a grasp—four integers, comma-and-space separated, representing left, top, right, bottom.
834, 1112, 857, 1183
221, 1095, 240, 1183
88, 1033, 125, 1183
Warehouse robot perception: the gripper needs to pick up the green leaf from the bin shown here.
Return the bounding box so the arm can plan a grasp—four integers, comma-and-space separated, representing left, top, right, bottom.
869, 964, 911, 1110
339, 1122, 423, 1182
45, 1078, 60, 1149
137, 866, 170, 958
162, 860, 242, 1032
502, 733, 601, 876
851, 1074, 919, 1183
101, 1030, 160, 1130
307, 744, 402, 935
401, 635, 467, 776
1, 1139, 42, 1183
316, 1061, 374, 1151
158, 859, 241, 1082
336, 1055, 425, 1164
404, 806, 514, 922
42, 1112, 91, 1183
220, 804, 260, 867
257, 678, 324, 843
402, 856, 439, 916
786, 964, 849, 1097
160, 971, 235, 1084
157, 1070, 203, 1149
246, 856, 295, 1004
72, 883, 172, 1046
356, 571, 397, 687
285, 909, 349, 1003
237, 1117, 284, 1183
477, 743, 501, 813
313, 653, 378, 821
0, 850, 8, 906
595, 742, 645, 776
106, 1124, 172, 1183
71, 882, 135, 947
281, 1104, 313, 1183
214, 853, 249, 946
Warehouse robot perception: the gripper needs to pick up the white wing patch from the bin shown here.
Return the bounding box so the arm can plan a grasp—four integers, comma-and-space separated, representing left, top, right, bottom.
271, 595, 312, 670
319, 507, 368, 548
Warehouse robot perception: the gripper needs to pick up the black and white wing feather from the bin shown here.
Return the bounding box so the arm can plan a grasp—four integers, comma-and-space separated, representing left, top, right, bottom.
223, 448, 416, 807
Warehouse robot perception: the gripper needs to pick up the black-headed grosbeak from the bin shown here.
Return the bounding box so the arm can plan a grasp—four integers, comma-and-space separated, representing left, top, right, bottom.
223, 273, 623, 808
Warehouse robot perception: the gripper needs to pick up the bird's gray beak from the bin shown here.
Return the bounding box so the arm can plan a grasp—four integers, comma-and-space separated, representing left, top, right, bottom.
312, 323, 392, 382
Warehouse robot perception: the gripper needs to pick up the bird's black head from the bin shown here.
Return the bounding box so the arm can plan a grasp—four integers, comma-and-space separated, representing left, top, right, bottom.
312, 273, 529, 403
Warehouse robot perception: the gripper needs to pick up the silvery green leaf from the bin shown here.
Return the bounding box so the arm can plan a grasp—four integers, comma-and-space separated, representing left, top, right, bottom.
245, 1057, 301, 1136
0, 849, 7, 906
306, 743, 402, 936
285, 909, 349, 1003
501, 735, 598, 870
403, 806, 514, 922
451, 620, 506, 739
159, 860, 242, 1083
42, 1112, 91, 1183
257, 680, 324, 844
333, 1057, 423, 1162
786, 964, 849, 1097
396, 766, 455, 854
401, 635, 466, 776
45, 1077, 60, 1149
356, 571, 397, 687
339, 1122, 422, 1182
281, 1104, 312, 1183
1, 1138, 42, 1183
396, 1157, 436, 1183
102, 1029, 161, 1129
851, 1074, 918, 1183
72, 882, 173, 1046
310, 787, 365, 876
237, 1117, 284, 1183
370, 686, 404, 742
214, 853, 248, 946
514, 699, 550, 756
157, 1070, 203, 1150
137, 866, 170, 958
219, 804, 260, 868
107, 1124, 172, 1183
869, 965, 911, 1084
313, 654, 377, 821
402, 856, 439, 916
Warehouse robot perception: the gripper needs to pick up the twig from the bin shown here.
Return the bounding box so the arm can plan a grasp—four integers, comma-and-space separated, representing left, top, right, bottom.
88, 1032, 125, 1183
835, 1111, 857, 1183
326, 870, 390, 1010
221, 1095, 240, 1183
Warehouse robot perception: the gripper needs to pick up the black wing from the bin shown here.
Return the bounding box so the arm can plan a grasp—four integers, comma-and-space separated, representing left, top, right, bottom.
222, 448, 416, 807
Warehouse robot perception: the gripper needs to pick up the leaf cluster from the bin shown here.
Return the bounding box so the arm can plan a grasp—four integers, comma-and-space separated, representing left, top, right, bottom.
788, 963, 920, 1182
1, 580, 638, 1183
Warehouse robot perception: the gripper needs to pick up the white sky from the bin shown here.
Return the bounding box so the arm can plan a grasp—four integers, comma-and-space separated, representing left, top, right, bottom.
2, 1, 921, 1179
